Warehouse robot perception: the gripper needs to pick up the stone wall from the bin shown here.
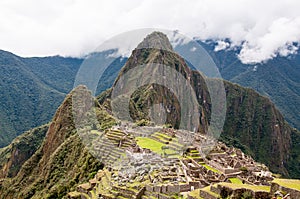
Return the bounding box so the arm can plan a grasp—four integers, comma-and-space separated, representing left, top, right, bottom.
217, 184, 271, 199
199, 189, 218, 199
145, 182, 194, 196
136, 187, 145, 199
271, 182, 300, 199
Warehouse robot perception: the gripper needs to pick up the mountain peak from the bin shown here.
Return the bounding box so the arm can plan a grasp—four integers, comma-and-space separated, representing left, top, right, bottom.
114, 31, 192, 86
137, 31, 173, 51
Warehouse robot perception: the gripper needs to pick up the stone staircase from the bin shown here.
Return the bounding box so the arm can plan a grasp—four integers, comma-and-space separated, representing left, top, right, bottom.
89, 129, 138, 167
92, 137, 125, 166
105, 129, 135, 149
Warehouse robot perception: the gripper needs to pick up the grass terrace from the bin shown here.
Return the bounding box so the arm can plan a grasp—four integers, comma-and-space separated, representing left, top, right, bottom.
217, 182, 271, 192
272, 179, 300, 190
188, 189, 203, 199
136, 137, 179, 157
90, 130, 103, 136
154, 132, 172, 139
229, 177, 243, 184
201, 186, 220, 198
200, 163, 221, 174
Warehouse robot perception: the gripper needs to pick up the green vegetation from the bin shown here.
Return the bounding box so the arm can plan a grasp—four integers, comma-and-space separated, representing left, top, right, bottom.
229, 178, 243, 184
201, 163, 221, 173
199, 40, 300, 131
201, 41, 300, 177
0, 124, 49, 178
154, 132, 172, 140
241, 191, 254, 199
201, 186, 220, 198
0, 87, 104, 198
135, 119, 151, 126
0, 34, 299, 179
240, 167, 248, 172
287, 129, 300, 178
218, 182, 270, 192
0, 50, 126, 148
220, 81, 300, 177
272, 179, 300, 190
1, 31, 300, 199
136, 137, 177, 156
0, 50, 83, 147
188, 189, 203, 199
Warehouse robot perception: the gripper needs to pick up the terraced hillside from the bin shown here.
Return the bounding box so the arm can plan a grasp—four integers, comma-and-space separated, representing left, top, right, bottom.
68, 125, 300, 199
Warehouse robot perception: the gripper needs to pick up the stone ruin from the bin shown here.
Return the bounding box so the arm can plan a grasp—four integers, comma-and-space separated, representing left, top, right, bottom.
67, 124, 299, 199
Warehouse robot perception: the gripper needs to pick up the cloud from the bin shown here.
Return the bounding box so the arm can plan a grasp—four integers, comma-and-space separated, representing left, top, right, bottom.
238, 17, 300, 64
0, 0, 300, 63
214, 41, 230, 52
95, 29, 191, 58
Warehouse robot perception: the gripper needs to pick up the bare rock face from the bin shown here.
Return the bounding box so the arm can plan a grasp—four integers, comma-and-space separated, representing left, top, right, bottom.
137, 31, 173, 51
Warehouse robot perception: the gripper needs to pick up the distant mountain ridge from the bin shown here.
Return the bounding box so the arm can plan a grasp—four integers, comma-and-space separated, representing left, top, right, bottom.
0, 50, 125, 147
0, 50, 83, 147
197, 40, 300, 130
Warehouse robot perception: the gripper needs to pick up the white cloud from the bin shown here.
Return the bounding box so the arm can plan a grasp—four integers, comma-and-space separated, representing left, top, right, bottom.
95, 29, 192, 58
0, 0, 300, 63
238, 17, 300, 64
214, 40, 230, 51
190, 47, 197, 52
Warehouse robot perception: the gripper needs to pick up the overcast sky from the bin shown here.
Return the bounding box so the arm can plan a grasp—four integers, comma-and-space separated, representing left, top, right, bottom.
1, 0, 300, 64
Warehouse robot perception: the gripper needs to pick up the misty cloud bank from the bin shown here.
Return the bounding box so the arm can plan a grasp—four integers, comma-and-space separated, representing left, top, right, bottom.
1, 0, 300, 64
